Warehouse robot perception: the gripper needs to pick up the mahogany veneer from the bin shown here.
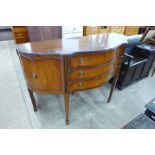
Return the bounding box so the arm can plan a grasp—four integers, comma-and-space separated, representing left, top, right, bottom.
16, 33, 127, 125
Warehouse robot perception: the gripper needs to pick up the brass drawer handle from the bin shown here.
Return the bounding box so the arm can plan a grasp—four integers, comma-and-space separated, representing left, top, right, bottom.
32, 73, 37, 79
79, 71, 84, 76
78, 82, 84, 88
79, 57, 84, 64
16, 33, 24, 37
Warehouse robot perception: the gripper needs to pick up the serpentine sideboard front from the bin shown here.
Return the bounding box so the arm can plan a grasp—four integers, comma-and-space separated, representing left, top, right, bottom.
16, 33, 127, 125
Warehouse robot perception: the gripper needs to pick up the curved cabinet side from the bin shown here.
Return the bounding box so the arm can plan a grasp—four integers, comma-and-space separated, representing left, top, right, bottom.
19, 55, 64, 93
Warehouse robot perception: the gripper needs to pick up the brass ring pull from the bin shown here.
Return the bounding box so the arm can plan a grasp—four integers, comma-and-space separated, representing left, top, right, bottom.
79, 71, 84, 76
78, 82, 84, 87
79, 57, 84, 64
32, 73, 37, 79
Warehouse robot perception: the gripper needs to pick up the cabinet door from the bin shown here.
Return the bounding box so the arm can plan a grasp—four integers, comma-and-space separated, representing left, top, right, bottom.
27, 26, 62, 42
20, 56, 64, 93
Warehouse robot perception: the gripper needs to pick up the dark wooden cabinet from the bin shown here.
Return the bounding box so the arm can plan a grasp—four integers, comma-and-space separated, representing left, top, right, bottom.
117, 46, 154, 89
16, 33, 127, 125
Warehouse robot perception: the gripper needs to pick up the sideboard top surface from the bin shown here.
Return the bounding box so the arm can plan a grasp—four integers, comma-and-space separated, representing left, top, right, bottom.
16, 33, 127, 56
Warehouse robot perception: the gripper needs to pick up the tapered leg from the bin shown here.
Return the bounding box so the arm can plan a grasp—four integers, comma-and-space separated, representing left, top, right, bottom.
64, 93, 70, 125
107, 73, 119, 103
28, 88, 38, 111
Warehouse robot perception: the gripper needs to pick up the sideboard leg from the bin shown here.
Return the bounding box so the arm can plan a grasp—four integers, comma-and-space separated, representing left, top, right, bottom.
107, 73, 119, 103
64, 93, 70, 125
28, 88, 38, 111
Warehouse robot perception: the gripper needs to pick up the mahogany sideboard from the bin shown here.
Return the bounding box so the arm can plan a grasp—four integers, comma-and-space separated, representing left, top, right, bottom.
16, 33, 127, 125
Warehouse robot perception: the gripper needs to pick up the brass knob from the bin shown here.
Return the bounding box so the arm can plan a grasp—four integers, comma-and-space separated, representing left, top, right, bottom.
32, 73, 37, 79
78, 82, 84, 87
79, 71, 84, 76
79, 57, 84, 64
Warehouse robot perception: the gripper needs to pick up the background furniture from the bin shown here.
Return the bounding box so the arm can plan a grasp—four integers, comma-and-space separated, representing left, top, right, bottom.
116, 26, 155, 89
83, 26, 125, 35
110, 26, 125, 34
12, 26, 29, 43
123, 99, 155, 129
123, 113, 155, 129
116, 35, 154, 89
12, 26, 62, 44
83, 26, 144, 36
62, 26, 83, 38
16, 33, 127, 125
12, 26, 147, 44
145, 98, 155, 121
83, 26, 110, 36
139, 26, 155, 77
28, 26, 62, 41
138, 26, 147, 34
124, 26, 140, 36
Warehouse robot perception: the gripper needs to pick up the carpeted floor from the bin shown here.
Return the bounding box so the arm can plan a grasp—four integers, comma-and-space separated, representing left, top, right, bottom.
0, 41, 31, 128
0, 40, 155, 128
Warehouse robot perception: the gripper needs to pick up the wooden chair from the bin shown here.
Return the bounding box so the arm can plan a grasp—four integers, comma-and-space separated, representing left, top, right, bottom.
116, 26, 155, 89
140, 27, 155, 76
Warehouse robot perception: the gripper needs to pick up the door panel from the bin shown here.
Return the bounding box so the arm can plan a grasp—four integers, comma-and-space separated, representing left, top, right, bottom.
20, 56, 63, 93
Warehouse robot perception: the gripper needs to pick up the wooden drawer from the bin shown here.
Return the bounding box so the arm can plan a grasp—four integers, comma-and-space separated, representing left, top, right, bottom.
69, 72, 112, 92
12, 27, 27, 31
125, 26, 139, 36
12, 27, 29, 44
69, 61, 114, 81
14, 31, 27, 37
69, 51, 115, 68
15, 37, 29, 44
110, 26, 125, 34
20, 56, 63, 93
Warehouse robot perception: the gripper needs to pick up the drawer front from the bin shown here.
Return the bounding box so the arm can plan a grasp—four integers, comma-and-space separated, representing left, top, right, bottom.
69, 51, 115, 68
12, 27, 29, 44
20, 56, 63, 93
69, 61, 114, 81
14, 31, 27, 37
125, 26, 139, 36
12, 27, 27, 32
15, 37, 29, 44
69, 73, 112, 92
